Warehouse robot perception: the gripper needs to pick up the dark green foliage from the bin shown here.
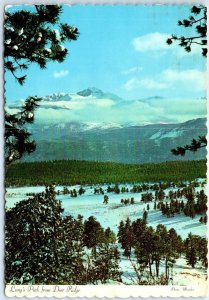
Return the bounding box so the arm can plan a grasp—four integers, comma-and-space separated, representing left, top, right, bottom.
5, 96, 41, 166
143, 210, 148, 223
118, 218, 185, 282
103, 227, 116, 244
5, 5, 79, 166
168, 6, 207, 156
185, 233, 198, 268
5, 5, 79, 83
103, 195, 109, 204
113, 184, 120, 194
5, 187, 121, 284
78, 186, 85, 195
172, 136, 207, 156
89, 244, 122, 284
195, 190, 207, 214
167, 5, 207, 57
6, 159, 206, 187
156, 185, 207, 220
5, 186, 67, 284
141, 193, 153, 203
199, 215, 207, 224
17, 117, 206, 163
198, 237, 208, 268
5, 185, 207, 285
117, 218, 135, 258
83, 216, 104, 257
130, 197, 135, 204
120, 197, 135, 206
62, 186, 70, 194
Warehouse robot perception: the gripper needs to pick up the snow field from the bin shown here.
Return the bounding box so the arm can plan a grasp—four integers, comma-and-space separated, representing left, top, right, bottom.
5, 183, 207, 286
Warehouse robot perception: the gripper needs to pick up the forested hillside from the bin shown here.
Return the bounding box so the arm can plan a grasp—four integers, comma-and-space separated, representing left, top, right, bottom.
6, 159, 206, 187
22, 117, 206, 164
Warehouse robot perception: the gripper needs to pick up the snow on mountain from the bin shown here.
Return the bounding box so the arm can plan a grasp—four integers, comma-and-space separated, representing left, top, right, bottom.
23, 117, 206, 163
84, 122, 122, 130
24, 87, 119, 112
52, 121, 123, 131
150, 129, 184, 140
8, 88, 206, 128
40, 87, 122, 103
42, 92, 72, 102
77, 87, 123, 101
77, 87, 105, 98
149, 130, 163, 140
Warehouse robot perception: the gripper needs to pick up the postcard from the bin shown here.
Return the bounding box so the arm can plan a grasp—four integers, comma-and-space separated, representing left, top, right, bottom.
4, 3, 208, 297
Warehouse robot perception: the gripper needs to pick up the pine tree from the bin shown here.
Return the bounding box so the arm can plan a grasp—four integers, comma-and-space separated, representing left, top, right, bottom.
5, 186, 65, 284
103, 195, 109, 204
90, 244, 122, 284
167, 5, 207, 56
61, 214, 86, 284
103, 227, 116, 244
117, 220, 125, 245
5, 96, 41, 166
83, 216, 104, 258
130, 197, 135, 204
118, 218, 135, 258
113, 184, 120, 194
167, 5, 207, 156
78, 186, 85, 195
185, 233, 198, 268
143, 210, 148, 223
134, 226, 155, 277
5, 5, 79, 165
198, 237, 208, 269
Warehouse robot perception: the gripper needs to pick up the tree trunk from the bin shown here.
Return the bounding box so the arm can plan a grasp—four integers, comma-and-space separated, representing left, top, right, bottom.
149, 259, 152, 277
155, 260, 159, 277
165, 258, 168, 279
92, 246, 97, 258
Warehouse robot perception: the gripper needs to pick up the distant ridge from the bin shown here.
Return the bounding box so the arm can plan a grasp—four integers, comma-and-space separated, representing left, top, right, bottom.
24, 117, 206, 164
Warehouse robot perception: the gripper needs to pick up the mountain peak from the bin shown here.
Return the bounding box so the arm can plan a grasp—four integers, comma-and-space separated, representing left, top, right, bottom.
144, 96, 164, 100
77, 87, 104, 97
42, 92, 72, 102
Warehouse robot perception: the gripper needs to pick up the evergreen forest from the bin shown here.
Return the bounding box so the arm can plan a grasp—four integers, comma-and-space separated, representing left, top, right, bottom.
6, 159, 206, 187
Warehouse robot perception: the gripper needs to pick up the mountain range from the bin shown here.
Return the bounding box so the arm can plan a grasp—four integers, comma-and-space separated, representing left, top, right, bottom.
9, 87, 206, 164
24, 117, 206, 164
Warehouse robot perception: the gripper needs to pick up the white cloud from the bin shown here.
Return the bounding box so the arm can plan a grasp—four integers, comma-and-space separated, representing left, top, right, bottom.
124, 68, 206, 92
35, 97, 206, 125
124, 78, 138, 91
53, 70, 69, 79
163, 69, 207, 91
133, 32, 171, 52
122, 66, 143, 75
124, 77, 168, 91
39, 96, 115, 112
132, 32, 202, 58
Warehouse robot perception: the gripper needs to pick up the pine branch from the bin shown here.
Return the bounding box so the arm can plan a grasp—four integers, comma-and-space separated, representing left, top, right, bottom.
4, 5, 79, 83
171, 136, 207, 156
166, 5, 207, 56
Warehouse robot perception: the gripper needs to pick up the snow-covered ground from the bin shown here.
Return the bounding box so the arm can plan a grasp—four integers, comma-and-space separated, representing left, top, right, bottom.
5, 183, 207, 286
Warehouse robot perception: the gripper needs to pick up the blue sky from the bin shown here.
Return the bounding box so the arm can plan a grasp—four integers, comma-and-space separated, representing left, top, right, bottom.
5, 5, 207, 124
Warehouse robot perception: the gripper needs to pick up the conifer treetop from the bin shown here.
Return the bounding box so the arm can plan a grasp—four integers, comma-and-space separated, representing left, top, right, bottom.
4, 5, 79, 85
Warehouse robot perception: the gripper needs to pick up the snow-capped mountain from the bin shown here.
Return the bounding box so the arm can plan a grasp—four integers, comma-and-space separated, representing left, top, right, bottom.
8, 87, 206, 128
8, 87, 206, 164
25, 117, 206, 164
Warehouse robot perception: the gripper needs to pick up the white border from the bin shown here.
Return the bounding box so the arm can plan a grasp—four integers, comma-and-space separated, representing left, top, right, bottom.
4, 284, 209, 298
1, 0, 208, 298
